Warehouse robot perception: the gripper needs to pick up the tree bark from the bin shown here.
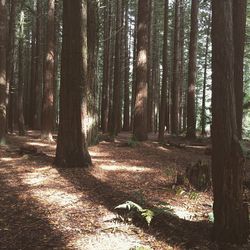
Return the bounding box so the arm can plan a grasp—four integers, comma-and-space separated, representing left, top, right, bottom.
159, 0, 169, 142
186, 0, 199, 139
55, 0, 91, 168
133, 0, 149, 141
41, 0, 55, 141
0, 0, 7, 144
211, 0, 249, 244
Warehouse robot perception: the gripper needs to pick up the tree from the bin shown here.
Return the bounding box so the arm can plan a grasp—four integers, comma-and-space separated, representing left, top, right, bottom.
55, 0, 91, 168
0, 0, 7, 144
211, 0, 249, 244
41, 0, 55, 141
171, 0, 181, 135
159, 0, 169, 142
186, 0, 199, 139
233, 0, 247, 139
133, 0, 149, 141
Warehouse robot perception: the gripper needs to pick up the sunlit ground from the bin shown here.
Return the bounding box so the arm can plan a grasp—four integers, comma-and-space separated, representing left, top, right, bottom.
0, 131, 215, 249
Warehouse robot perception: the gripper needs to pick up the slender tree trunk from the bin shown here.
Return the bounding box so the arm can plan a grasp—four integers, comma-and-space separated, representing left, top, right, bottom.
101, 0, 110, 133
41, 0, 55, 141
201, 15, 210, 136
186, 0, 199, 139
123, 0, 130, 131
211, 0, 249, 244
133, 0, 149, 141
0, 0, 7, 144
6, 0, 17, 133
159, 0, 169, 141
55, 0, 91, 168
171, 0, 181, 135
17, 11, 25, 136
111, 0, 122, 136
233, 0, 247, 139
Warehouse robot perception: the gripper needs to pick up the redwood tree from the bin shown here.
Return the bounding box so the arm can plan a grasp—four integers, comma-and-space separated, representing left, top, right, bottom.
55, 0, 91, 168
41, 0, 55, 141
211, 0, 249, 244
0, 0, 7, 144
133, 0, 149, 141
186, 0, 199, 139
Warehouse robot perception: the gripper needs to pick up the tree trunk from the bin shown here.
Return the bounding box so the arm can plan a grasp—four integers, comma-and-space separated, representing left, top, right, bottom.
55, 0, 91, 168
133, 0, 149, 141
201, 14, 210, 137
186, 0, 199, 139
41, 0, 55, 141
171, 0, 181, 135
233, 0, 247, 139
0, 0, 7, 144
211, 0, 249, 244
159, 0, 169, 142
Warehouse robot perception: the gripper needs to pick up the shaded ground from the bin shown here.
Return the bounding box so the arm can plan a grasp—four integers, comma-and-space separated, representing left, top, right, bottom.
0, 131, 249, 250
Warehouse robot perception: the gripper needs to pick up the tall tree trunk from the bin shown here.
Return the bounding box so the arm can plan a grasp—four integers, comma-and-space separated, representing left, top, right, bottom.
87, 0, 99, 145
0, 0, 7, 144
41, 0, 55, 141
17, 11, 25, 136
6, 0, 17, 133
171, 0, 181, 135
211, 0, 249, 244
159, 0, 169, 141
233, 0, 247, 139
201, 14, 210, 136
123, 0, 130, 131
111, 0, 122, 136
186, 0, 199, 139
101, 0, 111, 133
133, 0, 149, 141
55, 0, 91, 168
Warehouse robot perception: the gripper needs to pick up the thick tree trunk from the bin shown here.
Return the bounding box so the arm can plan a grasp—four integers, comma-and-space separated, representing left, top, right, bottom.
0, 0, 7, 144
186, 0, 199, 139
41, 0, 55, 141
159, 0, 169, 142
55, 0, 91, 168
211, 0, 249, 244
133, 0, 149, 141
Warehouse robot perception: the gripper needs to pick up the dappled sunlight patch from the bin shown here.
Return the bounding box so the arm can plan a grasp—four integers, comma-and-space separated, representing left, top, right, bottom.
26, 141, 56, 149
1, 157, 14, 162
99, 164, 154, 173
168, 205, 196, 221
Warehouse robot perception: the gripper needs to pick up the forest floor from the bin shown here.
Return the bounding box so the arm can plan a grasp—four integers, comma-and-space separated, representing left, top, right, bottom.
0, 131, 250, 250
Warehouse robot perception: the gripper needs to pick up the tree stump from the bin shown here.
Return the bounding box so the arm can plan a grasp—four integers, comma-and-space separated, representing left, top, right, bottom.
186, 160, 211, 191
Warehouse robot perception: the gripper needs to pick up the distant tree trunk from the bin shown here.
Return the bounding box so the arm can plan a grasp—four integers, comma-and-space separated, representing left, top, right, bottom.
0, 0, 7, 144
111, 0, 122, 136
55, 0, 91, 168
101, 0, 111, 133
17, 11, 25, 136
133, 0, 149, 141
159, 0, 169, 142
41, 0, 55, 141
211, 0, 249, 244
6, 0, 17, 133
123, 0, 130, 131
233, 0, 247, 139
87, 0, 99, 145
201, 15, 210, 136
186, 0, 199, 139
34, 0, 43, 129
171, 0, 181, 135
